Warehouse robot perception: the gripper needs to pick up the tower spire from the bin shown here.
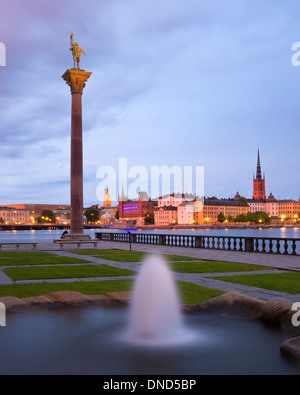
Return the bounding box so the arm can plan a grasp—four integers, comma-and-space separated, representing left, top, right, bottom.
253, 148, 266, 200
256, 148, 262, 180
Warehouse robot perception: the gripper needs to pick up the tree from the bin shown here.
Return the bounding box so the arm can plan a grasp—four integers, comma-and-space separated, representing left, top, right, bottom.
0, 217, 3, 223
84, 207, 100, 223
238, 196, 248, 203
115, 207, 119, 220
217, 212, 226, 223
144, 210, 154, 225
36, 210, 55, 223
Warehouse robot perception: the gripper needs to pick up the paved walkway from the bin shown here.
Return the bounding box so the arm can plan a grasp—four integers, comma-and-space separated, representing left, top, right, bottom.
0, 241, 300, 302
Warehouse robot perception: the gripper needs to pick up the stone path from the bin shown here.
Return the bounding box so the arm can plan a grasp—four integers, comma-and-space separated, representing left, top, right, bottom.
0, 242, 299, 302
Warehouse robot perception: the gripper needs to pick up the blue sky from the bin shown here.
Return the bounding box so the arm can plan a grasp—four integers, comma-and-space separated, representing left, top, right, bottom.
0, 0, 299, 206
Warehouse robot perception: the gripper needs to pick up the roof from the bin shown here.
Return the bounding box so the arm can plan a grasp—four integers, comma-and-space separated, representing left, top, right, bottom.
156, 205, 177, 211
204, 198, 249, 207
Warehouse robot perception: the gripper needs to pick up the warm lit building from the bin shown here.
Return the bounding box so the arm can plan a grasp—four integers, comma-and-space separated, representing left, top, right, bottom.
157, 193, 197, 208
1, 204, 70, 222
103, 187, 111, 208
0, 208, 30, 224
278, 199, 300, 219
99, 211, 115, 226
154, 206, 177, 226
265, 193, 278, 217
177, 202, 195, 225
118, 191, 156, 226
203, 198, 250, 224
246, 199, 266, 213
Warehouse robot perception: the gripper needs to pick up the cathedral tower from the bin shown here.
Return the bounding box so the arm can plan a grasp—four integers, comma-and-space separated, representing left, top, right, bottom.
253, 149, 266, 200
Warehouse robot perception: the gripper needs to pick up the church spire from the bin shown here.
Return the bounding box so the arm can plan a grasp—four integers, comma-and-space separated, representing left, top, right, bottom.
253, 148, 266, 200
256, 149, 262, 180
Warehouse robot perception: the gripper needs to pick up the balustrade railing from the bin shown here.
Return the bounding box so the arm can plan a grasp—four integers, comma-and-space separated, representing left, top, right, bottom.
95, 232, 300, 256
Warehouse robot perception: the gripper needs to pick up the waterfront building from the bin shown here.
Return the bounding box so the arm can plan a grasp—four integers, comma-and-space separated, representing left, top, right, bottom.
265, 193, 278, 217
177, 202, 195, 225
278, 199, 300, 220
0, 207, 30, 225
1, 204, 70, 221
203, 198, 250, 224
103, 187, 111, 208
154, 206, 177, 226
99, 211, 115, 225
246, 199, 266, 213
118, 191, 156, 226
157, 193, 197, 208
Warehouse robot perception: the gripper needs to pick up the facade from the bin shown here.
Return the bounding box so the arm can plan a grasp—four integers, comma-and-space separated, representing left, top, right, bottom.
0, 208, 30, 224
265, 193, 278, 217
103, 187, 111, 208
246, 199, 266, 213
278, 199, 300, 219
203, 198, 250, 224
177, 202, 195, 225
99, 211, 115, 225
154, 206, 177, 226
157, 193, 197, 208
253, 149, 266, 200
118, 191, 156, 226
1, 204, 70, 222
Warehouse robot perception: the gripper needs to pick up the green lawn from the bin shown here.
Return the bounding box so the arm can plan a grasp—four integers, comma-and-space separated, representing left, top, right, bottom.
3, 264, 135, 281
0, 256, 91, 267
211, 272, 300, 295
169, 261, 275, 274
0, 279, 223, 304
177, 281, 224, 304
0, 251, 56, 258
69, 249, 202, 262
0, 279, 134, 298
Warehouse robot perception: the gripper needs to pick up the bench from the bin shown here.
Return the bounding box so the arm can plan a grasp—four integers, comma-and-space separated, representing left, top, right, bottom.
53, 240, 99, 250
0, 242, 38, 250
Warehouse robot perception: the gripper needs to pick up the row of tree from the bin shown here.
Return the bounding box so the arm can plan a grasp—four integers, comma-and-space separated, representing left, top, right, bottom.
217, 211, 272, 224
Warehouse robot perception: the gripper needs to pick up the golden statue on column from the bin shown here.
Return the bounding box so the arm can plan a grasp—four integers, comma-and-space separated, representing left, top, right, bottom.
70, 32, 86, 69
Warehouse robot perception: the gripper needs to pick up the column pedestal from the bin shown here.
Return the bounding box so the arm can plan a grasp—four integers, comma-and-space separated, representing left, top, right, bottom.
62, 69, 92, 240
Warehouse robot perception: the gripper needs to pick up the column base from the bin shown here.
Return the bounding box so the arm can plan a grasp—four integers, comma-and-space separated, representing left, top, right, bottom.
62, 233, 91, 241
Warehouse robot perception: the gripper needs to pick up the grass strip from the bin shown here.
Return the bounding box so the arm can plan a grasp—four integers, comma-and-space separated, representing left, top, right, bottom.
169, 261, 275, 274
210, 272, 300, 295
176, 281, 224, 304
0, 279, 224, 304
3, 265, 135, 281
0, 256, 91, 267
0, 251, 56, 258
69, 249, 202, 262
0, 279, 134, 298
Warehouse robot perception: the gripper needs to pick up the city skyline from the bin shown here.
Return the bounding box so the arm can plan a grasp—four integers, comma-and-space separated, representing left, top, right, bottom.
0, 1, 299, 206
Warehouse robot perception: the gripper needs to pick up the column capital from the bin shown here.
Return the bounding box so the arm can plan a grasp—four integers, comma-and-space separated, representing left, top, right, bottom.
62, 69, 92, 95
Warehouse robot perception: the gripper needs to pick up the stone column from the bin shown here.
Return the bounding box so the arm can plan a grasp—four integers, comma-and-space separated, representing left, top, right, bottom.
62, 69, 92, 239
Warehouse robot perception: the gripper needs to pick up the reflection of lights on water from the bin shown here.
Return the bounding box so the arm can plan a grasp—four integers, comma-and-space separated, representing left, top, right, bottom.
281, 227, 286, 231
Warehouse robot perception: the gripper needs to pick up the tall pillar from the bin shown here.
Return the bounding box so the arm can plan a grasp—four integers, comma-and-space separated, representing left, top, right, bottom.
62, 69, 92, 239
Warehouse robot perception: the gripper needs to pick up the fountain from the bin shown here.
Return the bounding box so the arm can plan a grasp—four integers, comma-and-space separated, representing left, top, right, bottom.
124, 254, 196, 346
0, 255, 299, 374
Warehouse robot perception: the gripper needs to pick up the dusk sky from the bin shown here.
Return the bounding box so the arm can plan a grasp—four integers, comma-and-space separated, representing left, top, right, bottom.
0, 0, 299, 206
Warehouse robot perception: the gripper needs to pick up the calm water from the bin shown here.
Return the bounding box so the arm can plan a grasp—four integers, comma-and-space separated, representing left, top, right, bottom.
0, 227, 299, 243
0, 305, 298, 375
